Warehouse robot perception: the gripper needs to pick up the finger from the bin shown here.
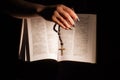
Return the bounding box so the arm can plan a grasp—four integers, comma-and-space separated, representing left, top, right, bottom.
53, 11, 72, 29
57, 7, 75, 26
52, 16, 67, 29
62, 5, 79, 20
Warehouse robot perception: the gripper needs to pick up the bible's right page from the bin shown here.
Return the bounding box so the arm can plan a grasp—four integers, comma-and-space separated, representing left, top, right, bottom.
59, 14, 96, 63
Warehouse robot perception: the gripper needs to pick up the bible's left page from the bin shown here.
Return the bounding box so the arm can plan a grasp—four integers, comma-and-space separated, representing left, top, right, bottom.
19, 16, 59, 61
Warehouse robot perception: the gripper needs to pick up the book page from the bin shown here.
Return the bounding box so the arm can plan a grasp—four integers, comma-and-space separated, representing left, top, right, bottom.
19, 19, 25, 60
26, 16, 58, 61
59, 14, 96, 63
19, 19, 31, 61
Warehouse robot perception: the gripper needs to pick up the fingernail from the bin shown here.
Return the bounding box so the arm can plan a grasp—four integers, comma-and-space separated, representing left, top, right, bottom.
69, 28, 72, 30
65, 28, 69, 30
73, 24, 75, 27
77, 18, 80, 22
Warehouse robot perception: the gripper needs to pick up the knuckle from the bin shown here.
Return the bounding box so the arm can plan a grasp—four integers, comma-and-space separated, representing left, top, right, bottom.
54, 11, 57, 15
52, 16, 55, 20
57, 4, 64, 10
57, 4, 64, 7
69, 10, 73, 14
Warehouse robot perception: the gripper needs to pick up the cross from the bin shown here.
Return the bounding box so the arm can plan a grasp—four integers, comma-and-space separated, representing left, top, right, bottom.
59, 45, 65, 56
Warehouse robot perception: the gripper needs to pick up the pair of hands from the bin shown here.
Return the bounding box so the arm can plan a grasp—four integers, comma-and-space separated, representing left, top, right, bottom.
39, 4, 79, 30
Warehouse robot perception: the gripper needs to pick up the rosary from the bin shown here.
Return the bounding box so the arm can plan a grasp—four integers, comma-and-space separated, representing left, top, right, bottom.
53, 18, 79, 55
53, 23, 65, 56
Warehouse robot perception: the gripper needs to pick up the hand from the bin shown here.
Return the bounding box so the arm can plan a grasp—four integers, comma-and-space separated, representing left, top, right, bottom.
39, 4, 79, 30
52, 4, 79, 30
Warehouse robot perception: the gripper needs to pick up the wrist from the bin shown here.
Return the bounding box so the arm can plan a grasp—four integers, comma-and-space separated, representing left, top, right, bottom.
37, 5, 57, 21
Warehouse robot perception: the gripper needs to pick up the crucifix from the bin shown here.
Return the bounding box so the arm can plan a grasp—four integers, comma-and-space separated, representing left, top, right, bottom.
59, 42, 65, 56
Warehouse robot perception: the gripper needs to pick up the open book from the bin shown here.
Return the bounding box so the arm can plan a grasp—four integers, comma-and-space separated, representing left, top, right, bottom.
19, 14, 97, 63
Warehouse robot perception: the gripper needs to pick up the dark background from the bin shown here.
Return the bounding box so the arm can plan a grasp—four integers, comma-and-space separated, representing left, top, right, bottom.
0, 0, 119, 80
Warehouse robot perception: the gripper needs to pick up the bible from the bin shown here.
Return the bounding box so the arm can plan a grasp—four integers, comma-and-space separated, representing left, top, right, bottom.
19, 14, 97, 63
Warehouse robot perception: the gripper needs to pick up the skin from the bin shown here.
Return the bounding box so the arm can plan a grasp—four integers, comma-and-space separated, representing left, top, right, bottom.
52, 4, 78, 29
1, 0, 79, 29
